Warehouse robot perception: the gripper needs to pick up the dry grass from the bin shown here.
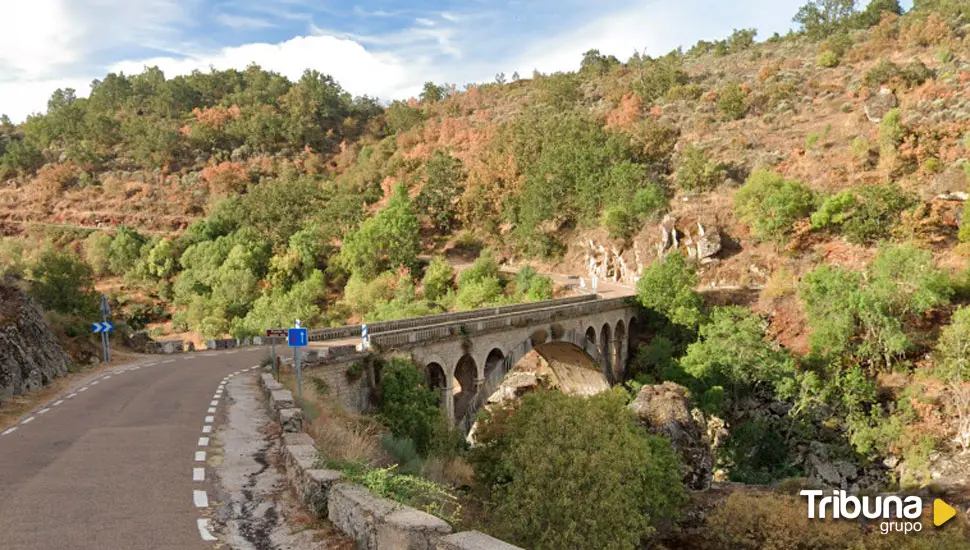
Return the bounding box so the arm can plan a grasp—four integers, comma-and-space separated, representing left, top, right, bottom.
277, 370, 388, 466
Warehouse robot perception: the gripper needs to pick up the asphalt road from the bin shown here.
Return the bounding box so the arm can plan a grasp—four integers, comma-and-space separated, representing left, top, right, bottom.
0, 347, 266, 550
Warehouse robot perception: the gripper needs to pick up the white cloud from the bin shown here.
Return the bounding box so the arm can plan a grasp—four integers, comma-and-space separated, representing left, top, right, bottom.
216, 13, 276, 30
109, 34, 422, 103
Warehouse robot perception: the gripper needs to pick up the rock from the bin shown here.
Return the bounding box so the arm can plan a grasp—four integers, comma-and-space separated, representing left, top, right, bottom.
937, 191, 969, 201
805, 442, 859, 489
864, 87, 898, 123
280, 408, 304, 433
0, 282, 72, 405
125, 331, 151, 352
695, 223, 722, 260
629, 382, 714, 490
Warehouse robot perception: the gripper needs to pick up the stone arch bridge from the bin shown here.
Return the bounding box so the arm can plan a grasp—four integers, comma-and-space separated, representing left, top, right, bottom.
307, 295, 641, 432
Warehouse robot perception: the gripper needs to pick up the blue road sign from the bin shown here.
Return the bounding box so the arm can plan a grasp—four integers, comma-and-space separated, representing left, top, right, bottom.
92, 322, 114, 334
288, 327, 308, 348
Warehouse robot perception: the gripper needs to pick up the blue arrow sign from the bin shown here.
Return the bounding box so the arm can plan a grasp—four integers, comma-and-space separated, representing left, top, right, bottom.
288, 327, 308, 348
92, 322, 114, 334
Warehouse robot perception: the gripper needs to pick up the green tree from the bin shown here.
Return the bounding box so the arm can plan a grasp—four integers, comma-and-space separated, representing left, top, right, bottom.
717, 82, 746, 120
82, 232, 113, 276
420, 82, 444, 103
415, 151, 465, 231
472, 390, 686, 549
858, 0, 903, 27
794, 0, 859, 39
28, 248, 98, 317
339, 184, 420, 280
680, 307, 797, 411
636, 253, 703, 330
675, 145, 725, 192
734, 169, 815, 243
108, 226, 146, 276
422, 257, 455, 301
378, 357, 441, 455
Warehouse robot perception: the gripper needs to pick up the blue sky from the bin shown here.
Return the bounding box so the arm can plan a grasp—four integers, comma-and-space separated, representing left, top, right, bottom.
0, 0, 906, 121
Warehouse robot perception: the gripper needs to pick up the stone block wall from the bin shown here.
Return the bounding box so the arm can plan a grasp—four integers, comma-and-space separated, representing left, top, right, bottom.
259, 370, 520, 550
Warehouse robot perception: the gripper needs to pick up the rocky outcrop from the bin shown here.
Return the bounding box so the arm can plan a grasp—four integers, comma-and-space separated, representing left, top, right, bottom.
629, 382, 714, 490
864, 87, 898, 123
0, 282, 71, 405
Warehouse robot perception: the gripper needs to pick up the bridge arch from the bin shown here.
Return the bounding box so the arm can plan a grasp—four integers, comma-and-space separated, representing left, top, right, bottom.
453, 354, 479, 429
424, 362, 447, 406
613, 319, 627, 382
599, 322, 613, 384
584, 326, 597, 360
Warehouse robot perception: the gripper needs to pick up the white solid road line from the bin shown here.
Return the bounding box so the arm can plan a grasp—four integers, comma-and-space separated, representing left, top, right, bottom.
197, 519, 218, 542
198, 437, 209, 446
193, 490, 209, 508
193, 467, 205, 482
21, 417, 35, 424
205, 416, 214, 423
195, 451, 206, 462
2, 427, 17, 435
202, 425, 212, 434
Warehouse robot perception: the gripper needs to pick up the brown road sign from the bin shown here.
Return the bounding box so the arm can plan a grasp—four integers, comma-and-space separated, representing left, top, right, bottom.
265, 329, 286, 337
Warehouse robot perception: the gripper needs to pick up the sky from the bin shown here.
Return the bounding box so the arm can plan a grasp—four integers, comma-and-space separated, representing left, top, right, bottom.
0, 0, 878, 122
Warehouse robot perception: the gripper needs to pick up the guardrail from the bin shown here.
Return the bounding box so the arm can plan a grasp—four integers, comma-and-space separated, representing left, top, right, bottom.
306, 294, 598, 342
369, 296, 634, 350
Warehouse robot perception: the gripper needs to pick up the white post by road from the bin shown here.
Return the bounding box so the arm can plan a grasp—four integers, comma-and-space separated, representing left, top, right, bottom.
294, 320, 302, 403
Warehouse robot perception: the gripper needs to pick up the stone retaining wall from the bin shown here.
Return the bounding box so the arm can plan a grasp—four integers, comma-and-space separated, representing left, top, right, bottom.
259, 370, 520, 550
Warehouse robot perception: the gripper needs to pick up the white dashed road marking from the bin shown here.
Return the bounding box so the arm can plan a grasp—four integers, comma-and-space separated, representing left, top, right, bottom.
195, 451, 206, 462
67, 393, 76, 399
210, 400, 218, 407
204, 416, 214, 423
38, 408, 50, 415
198, 437, 209, 446
2, 427, 17, 436
197, 519, 217, 542
193, 467, 205, 482
193, 490, 209, 508
207, 407, 216, 414
202, 425, 212, 434
78, 387, 88, 393
21, 417, 34, 425
90, 381, 99, 386
52, 400, 63, 407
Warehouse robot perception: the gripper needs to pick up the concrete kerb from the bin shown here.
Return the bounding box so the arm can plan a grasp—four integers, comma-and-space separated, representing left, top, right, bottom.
258, 368, 521, 550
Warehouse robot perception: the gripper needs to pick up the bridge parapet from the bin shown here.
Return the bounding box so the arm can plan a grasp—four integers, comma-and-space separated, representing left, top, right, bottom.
370, 296, 633, 351
308, 294, 598, 342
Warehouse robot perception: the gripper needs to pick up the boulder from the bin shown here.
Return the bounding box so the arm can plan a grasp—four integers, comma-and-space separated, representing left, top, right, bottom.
864, 87, 898, 123
805, 441, 859, 489
0, 282, 72, 405
629, 382, 714, 490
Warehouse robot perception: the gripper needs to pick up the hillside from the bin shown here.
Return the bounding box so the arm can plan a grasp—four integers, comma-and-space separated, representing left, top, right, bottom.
4, 0, 970, 545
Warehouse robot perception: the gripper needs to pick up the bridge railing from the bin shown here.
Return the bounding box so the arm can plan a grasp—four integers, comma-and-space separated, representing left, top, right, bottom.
370, 296, 635, 350
307, 294, 597, 342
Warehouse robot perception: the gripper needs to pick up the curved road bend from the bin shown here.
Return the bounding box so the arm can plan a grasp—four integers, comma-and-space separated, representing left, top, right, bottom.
0, 348, 265, 550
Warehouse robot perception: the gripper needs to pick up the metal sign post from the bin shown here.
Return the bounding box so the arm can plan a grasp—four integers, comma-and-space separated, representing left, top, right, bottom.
288, 320, 308, 402
93, 295, 113, 363
265, 328, 287, 377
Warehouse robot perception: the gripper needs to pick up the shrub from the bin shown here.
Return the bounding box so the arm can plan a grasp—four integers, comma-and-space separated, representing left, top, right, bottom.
814, 183, 915, 244
717, 82, 746, 120
422, 257, 455, 301
378, 357, 441, 455
82, 232, 113, 276
415, 151, 465, 232
816, 50, 839, 67
107, 226, 146, 277
603, 206, 636, 241
636, 253, 703, 330
28, 247, 99, 317
456, 276, 504, 310
705, 492, 862, 550
719, 417, 799, 484
459, 249, 500, 287
675, 145, 724, 192
680, 307, 797, 413
734, 169, 815, 243
338, 184, 420, 280
472, 390, 686, 549
800, 243, 951, 366
933, 306, 970, 381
